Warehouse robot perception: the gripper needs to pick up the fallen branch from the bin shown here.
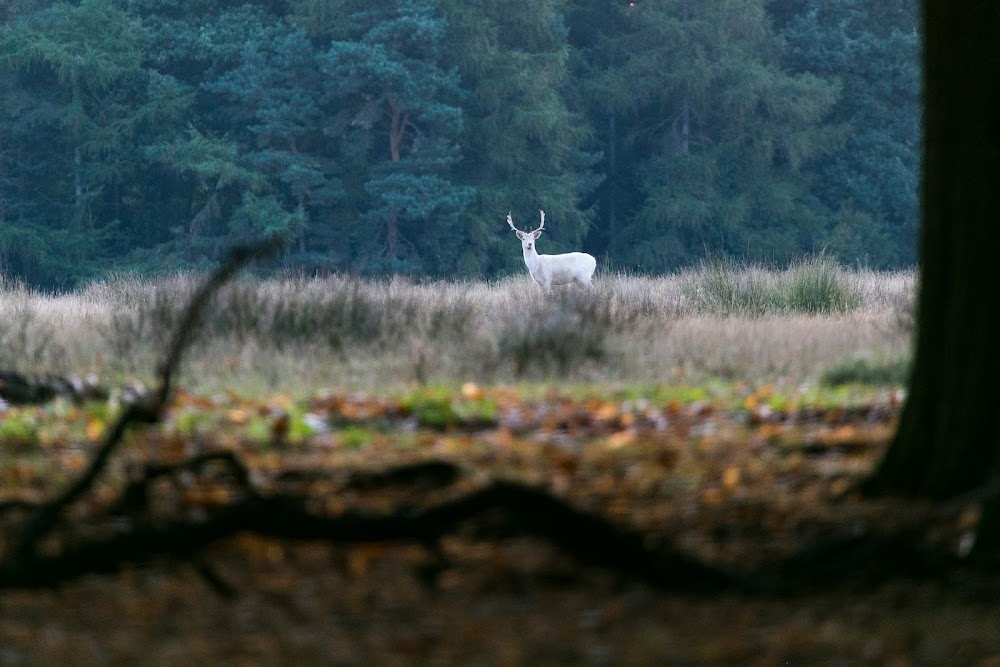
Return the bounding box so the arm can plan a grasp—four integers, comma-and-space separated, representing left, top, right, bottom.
0, 446, 985, 594
110, 450, 258, 517
0, 480, 738, 592
1, 238, 282, 579
0, 371, 107, 405
274, 460, 463, 493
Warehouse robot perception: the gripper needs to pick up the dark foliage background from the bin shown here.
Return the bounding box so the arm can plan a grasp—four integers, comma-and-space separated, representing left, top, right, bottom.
0, 0, 919, 286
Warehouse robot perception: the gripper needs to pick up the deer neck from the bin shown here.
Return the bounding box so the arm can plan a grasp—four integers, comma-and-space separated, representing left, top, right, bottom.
522, 246, 541, 270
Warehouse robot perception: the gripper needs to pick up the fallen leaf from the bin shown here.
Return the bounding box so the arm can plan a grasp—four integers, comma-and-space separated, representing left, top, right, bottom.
607, 429, 636, 449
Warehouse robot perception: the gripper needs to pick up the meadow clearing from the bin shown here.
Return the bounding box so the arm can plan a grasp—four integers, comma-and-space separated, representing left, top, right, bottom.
0, 257, 914, 396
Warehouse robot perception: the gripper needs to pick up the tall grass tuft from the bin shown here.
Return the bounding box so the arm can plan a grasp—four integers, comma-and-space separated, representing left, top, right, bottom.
784, 255, 863, 315
681, 257, 777, 316
682, 255, 863, 316
821, 356, 911, 387
498, 291, 638, 379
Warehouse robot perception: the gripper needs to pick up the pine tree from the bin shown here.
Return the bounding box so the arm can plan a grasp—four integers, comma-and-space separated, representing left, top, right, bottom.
134, 2, 327, 266
0, 0, 182, 283
776, 0, 920, 266
205, 24, 339, 259
323, 0, 473, 274
440, 0, 596, 275
569, 0, 841, 272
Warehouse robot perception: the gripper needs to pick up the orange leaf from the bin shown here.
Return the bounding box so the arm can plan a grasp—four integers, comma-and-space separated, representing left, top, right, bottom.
755, 383, 775, 400
594, 403, 619, 421
64, 452, 88, 472
228, 408, 249, 425
86, 417, 104, 442
607, 429, 635, 449
268, 394, 295, 410
758, 423, 783, 441
702, 487, 724, 505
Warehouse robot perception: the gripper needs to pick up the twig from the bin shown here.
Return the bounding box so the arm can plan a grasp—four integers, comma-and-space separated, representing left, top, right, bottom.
1, 238, 282, 578
0, 500, 40, 515
111, 451, 258, 517
273, 461, 462, 492
194, 559, 239, 599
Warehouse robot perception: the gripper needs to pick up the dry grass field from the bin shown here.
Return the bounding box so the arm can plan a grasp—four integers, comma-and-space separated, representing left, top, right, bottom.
0, 258, 915, 395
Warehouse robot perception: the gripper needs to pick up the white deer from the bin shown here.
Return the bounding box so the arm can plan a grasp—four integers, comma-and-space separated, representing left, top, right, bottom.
507, 210, 596, 292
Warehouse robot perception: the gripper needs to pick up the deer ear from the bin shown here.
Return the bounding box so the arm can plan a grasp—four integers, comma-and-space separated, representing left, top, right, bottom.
532, 230, 542, 239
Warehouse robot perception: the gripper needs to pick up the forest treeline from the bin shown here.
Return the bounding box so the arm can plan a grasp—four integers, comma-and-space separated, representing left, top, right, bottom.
0, 0, 919, 286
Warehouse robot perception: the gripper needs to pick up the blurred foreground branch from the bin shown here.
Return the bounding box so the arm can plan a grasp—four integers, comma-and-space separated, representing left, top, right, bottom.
0, 238, 283, 581
1, 439, 989, 593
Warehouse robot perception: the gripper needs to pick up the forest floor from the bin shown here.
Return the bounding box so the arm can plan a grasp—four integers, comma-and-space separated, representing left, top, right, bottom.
2, 382, 999, 664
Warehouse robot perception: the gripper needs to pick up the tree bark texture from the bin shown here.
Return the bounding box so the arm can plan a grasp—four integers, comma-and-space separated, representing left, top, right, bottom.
866, 2, 1000, 499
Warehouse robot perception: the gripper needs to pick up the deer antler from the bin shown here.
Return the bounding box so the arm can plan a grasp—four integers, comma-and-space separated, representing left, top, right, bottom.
507, 212, 518, 232
536, 210, 545, 233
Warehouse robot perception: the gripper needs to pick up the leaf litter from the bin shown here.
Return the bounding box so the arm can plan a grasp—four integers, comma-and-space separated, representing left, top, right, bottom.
3, 382, 1000, 663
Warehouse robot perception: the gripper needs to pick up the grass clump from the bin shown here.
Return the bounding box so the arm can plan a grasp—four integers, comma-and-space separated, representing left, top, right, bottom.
399, 387, 498, 429
682, 255, 863, 316
784, 256, 863, 314
682, 257, 777, 316
497, 291, 637, 379
821, 356, 911, 387
337, 425, 377, 449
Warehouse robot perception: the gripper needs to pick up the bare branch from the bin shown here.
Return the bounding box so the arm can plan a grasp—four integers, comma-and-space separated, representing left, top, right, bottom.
0, 477, 738, 593
2, 236, 283, 578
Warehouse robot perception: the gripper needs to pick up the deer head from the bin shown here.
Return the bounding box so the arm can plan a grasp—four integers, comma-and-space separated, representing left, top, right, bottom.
507, 210, 545, 253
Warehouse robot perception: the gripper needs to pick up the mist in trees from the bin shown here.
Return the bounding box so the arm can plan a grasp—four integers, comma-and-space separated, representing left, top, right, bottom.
0, 0, 920, 287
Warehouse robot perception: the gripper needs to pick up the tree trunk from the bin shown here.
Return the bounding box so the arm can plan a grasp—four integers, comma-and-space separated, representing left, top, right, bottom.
386, 208, 398, 261
679, 0, 692, 156
71, 65, 87, 231
607, 107, 617, 237
679, 96, 691, 155
388, 98, 407, 164
865, 2, 1000, 500
74, 146, 84, 218
386, 98, 406, 261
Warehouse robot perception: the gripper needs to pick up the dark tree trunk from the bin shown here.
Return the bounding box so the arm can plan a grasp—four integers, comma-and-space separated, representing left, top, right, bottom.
679, 96, 691, 155
386, 98, 406, 261
388, 98, 407, 164
386, 208, 398, 261
865, 2, 1000, 500
607, 107, 617, 238
679, 0, 692, 156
